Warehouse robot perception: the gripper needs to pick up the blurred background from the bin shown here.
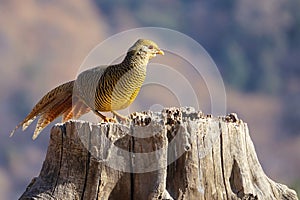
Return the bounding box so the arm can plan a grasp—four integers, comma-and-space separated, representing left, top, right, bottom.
1, 0, 299, 199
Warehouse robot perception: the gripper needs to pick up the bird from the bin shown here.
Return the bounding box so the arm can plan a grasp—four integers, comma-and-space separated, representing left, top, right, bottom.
10, 39, 164, 140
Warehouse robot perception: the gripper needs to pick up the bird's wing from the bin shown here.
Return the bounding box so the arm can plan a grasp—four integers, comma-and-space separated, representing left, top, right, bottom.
74, 66, 108, 107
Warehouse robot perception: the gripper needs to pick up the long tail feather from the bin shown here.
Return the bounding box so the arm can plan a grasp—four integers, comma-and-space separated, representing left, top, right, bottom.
10, 81, 77, 139
32, 93, 73, 140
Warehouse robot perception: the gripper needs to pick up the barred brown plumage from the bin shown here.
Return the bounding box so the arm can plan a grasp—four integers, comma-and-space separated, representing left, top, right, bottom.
10, 39, 164, 139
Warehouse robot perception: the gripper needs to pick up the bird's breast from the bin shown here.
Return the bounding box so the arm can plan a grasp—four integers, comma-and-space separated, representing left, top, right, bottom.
110, 65, 146, 110
94, 64, 146, 111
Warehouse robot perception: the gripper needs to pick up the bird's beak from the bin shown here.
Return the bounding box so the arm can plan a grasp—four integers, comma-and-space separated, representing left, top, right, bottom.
156, 49, 164, 55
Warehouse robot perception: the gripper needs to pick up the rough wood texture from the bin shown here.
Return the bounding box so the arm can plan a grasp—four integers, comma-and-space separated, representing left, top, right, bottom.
20, 107, 298, 200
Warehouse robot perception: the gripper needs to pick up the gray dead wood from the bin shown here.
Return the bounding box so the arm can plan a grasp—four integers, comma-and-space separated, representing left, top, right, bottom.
19, 107, 298, 200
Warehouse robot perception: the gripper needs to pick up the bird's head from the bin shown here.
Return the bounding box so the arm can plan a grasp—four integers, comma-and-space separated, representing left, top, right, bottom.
127, 39, 164, 62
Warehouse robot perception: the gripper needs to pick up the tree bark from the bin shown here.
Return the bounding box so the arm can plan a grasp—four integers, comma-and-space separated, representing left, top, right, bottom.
19, 107, 298, 200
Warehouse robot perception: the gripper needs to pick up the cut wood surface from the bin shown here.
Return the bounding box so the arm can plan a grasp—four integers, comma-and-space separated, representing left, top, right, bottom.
19, 107, 298, 200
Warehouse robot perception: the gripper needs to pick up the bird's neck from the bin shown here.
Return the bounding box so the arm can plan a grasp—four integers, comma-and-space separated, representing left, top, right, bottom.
122, 51, 149, 68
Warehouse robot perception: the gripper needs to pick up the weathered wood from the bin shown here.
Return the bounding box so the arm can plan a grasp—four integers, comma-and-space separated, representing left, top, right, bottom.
19, 107, 298, 200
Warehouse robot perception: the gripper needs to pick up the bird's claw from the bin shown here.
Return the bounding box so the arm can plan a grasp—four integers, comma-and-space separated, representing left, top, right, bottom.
111, 111, 130, 123
114, 115, 130, 123
103, 117, 117, 123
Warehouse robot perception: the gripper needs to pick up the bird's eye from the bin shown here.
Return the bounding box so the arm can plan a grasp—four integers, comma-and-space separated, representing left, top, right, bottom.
148, 45, 153, 49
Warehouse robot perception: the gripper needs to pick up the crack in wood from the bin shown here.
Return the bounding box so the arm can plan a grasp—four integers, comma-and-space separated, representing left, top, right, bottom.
229, 159, 244, 197
81, 152, 91, 200
95, 175, 101, 200
52, 125, 65, 195
219, 122, 229, 199
129, 135, 135, 200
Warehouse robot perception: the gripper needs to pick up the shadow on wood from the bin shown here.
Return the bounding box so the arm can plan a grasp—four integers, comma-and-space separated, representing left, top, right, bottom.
19, 107, 298, 200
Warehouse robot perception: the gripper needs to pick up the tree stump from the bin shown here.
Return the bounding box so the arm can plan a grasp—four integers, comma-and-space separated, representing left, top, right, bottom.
19, 107, 298, 200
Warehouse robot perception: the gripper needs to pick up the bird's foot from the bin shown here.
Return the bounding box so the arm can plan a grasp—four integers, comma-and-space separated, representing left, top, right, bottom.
93, 110, 117, 123
102, 117, 117, 123
111, 111, 130, 123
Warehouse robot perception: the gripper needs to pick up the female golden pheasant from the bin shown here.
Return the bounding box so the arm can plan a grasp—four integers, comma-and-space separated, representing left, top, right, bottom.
10, 39, 164, 139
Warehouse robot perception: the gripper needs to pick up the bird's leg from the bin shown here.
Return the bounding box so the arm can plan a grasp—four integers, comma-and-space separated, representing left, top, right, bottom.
93, 110, 116, 122
111, 111, 129, 122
